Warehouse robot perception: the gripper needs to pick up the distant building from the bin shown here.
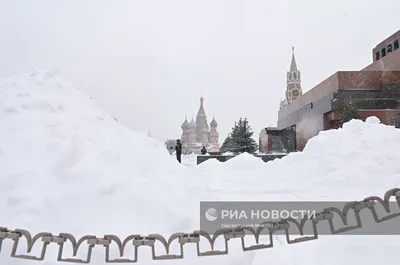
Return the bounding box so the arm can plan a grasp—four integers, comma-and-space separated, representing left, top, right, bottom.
180, 96, 220, 154
261, 30, 400, 153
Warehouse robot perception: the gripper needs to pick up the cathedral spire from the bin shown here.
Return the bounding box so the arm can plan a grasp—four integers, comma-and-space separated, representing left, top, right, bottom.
197, 94, 206, 117
195, 94, 209, 143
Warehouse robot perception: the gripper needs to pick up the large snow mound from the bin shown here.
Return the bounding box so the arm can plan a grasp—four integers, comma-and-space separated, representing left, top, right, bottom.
0, 69, 207, 265
203, 117, 400, 201
201, 116, 400, 265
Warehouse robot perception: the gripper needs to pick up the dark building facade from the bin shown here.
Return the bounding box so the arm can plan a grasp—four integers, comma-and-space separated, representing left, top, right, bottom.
261, 30, 400, 153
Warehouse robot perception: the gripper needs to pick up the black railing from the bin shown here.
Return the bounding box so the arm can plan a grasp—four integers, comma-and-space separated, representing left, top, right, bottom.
196, 153, 287, 165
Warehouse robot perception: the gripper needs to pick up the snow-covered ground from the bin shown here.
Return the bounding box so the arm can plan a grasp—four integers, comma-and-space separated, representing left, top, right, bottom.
0, 69, 399, 265
181, 153, 198, 167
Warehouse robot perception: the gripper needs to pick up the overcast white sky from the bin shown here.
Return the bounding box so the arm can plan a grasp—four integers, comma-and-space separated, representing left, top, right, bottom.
0, 0, 399, 142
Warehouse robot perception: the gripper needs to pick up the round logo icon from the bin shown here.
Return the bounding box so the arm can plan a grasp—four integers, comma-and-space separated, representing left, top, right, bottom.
205, 208, 218, 221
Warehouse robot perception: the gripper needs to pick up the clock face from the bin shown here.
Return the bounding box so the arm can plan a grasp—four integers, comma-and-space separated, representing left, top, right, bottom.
291, 89, 300, 98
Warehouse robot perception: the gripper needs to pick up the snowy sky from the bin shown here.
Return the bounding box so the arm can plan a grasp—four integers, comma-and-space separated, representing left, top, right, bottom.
0, 0, 399, 142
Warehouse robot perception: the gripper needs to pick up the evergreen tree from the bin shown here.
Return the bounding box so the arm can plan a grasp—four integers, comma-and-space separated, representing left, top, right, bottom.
394, 112, 400, 128
221, 118, 258, 155
164, 139, 176, 155
220, 135, 233, 154
339, 102, 359, 127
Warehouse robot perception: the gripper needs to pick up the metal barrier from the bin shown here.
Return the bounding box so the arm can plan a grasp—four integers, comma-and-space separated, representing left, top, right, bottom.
197, 154, 287, 165
0, 188, 399, 263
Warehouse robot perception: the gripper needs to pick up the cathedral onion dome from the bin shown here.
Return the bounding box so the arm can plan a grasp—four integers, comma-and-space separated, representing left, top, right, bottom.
188, 118, 196, 128
210, 117, 218, 127
181, 118, 189, 130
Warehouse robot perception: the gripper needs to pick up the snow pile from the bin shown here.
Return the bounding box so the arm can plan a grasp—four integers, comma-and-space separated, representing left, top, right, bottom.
221, 152, 265, 170
201, 116, 400, 264
204, 117, 400, 200
135, 128, 151, 136
181, 153, 198, 167
0, 69, 206, 265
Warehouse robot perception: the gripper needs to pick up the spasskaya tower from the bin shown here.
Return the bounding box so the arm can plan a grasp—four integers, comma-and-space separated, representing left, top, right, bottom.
286, 46, 302, 104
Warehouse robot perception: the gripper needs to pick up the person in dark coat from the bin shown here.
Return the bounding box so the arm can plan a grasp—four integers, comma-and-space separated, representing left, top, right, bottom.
175, 139, 182, 163
200, 146, 207, 155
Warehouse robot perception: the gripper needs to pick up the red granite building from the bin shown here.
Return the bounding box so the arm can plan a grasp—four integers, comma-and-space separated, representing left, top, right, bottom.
261, 30, 400, 153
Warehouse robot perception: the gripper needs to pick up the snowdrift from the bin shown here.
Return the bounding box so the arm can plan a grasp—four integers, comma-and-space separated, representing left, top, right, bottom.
0, 69, 399, 265
0, 69, 206, 265
199, 117, 400, 264
202, 116, 400, 200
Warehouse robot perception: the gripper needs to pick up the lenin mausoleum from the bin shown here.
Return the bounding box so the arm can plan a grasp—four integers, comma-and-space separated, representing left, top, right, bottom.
260, 29, 400, 153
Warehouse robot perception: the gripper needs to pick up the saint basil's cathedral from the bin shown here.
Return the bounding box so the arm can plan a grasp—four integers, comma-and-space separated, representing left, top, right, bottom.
180, 96, 220, 154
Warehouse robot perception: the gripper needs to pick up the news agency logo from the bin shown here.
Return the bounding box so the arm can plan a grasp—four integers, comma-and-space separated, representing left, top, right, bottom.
219, 209, 316, 220
205, 208, 218, 221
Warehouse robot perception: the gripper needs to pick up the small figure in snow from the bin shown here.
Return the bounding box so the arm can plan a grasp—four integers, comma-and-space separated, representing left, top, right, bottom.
201, 146, 207, 155
175, 139, 182, 163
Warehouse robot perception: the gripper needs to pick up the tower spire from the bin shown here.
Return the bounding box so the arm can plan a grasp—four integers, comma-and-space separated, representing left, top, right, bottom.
285, 46, 302, 104
290, 46, 298, 72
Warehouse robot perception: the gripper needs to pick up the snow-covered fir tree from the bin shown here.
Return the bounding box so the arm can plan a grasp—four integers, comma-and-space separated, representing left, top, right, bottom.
220, 118, 258, 155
